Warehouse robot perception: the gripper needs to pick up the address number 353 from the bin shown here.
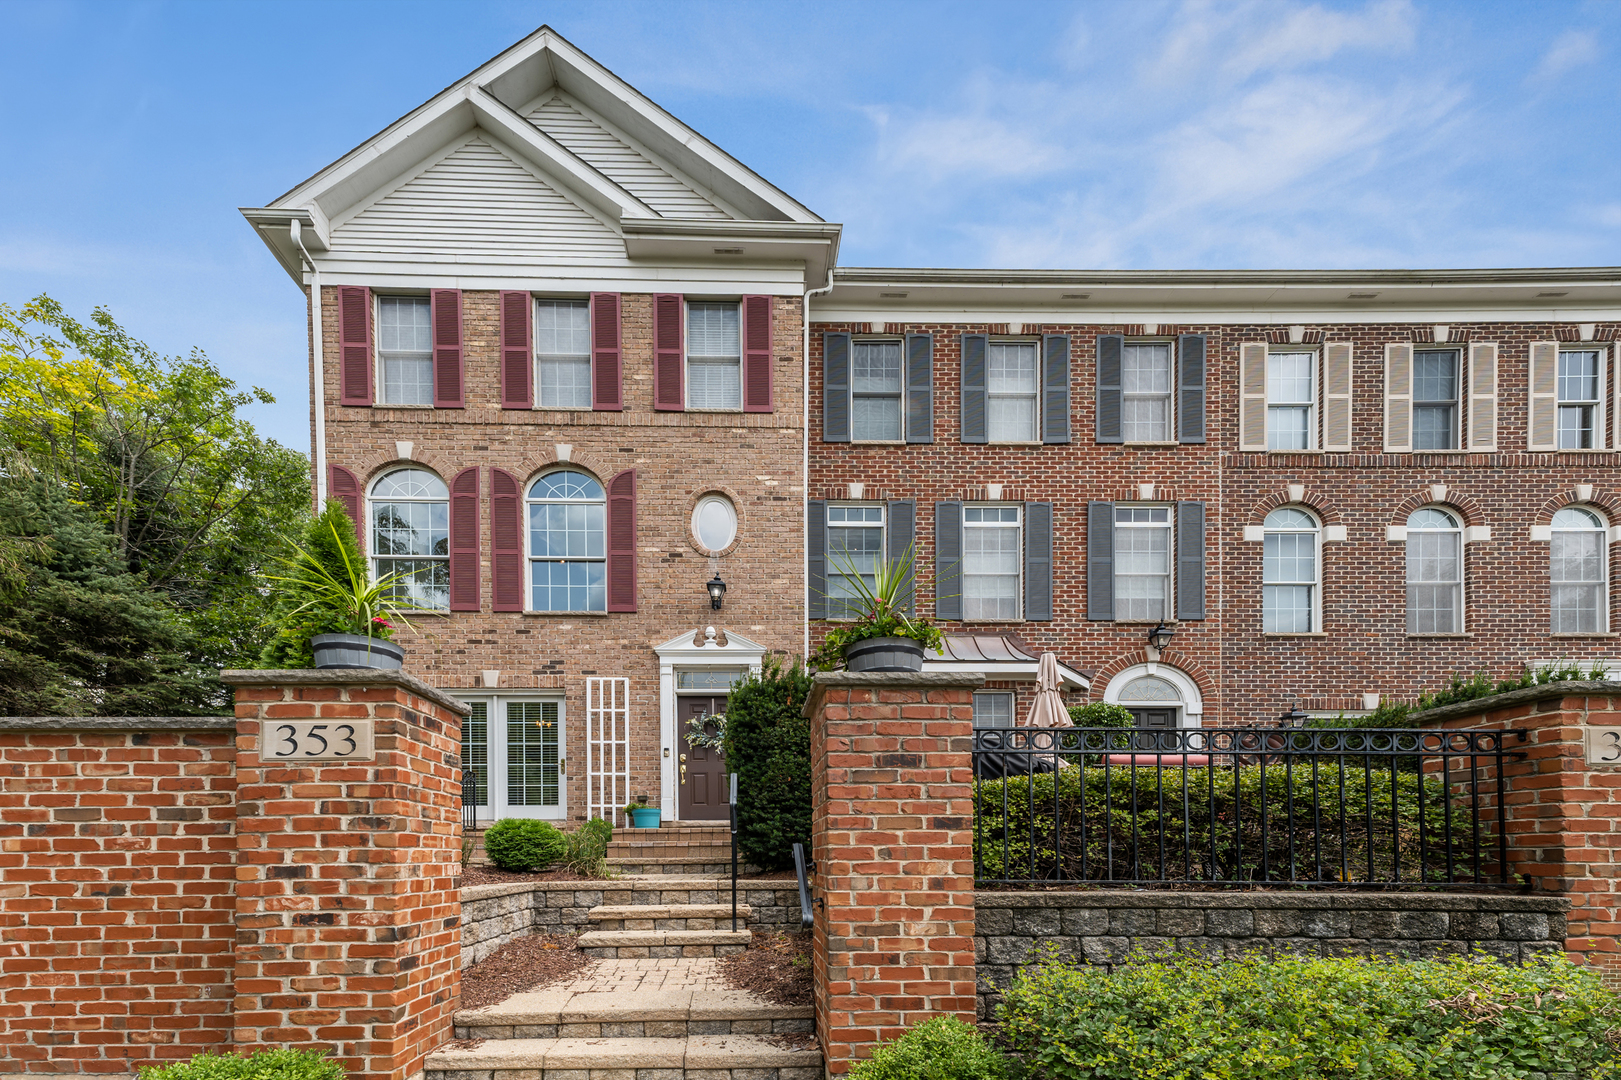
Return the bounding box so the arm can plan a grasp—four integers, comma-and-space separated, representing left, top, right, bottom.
262, 719, 375, 761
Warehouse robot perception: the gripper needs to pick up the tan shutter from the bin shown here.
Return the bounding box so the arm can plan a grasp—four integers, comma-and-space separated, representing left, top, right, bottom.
1240, 342, 1268, 450
1467, 342, 1497, 451
1322, 342, 1353, 451
1528, 341, 1558, 451
1384, 342, 1412, 452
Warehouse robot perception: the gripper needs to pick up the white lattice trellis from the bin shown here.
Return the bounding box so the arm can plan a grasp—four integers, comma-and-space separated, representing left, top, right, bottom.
585, 677, 631, 823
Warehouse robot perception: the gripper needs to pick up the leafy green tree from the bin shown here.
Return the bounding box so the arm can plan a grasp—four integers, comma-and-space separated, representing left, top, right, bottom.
722, 657, 815, 870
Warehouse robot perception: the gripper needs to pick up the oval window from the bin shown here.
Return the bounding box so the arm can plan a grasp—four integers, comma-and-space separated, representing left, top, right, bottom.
693, 495, 738, 552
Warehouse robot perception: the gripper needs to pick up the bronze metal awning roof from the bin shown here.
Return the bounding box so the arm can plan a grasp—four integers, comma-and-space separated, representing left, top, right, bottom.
924, 634, 1090, 690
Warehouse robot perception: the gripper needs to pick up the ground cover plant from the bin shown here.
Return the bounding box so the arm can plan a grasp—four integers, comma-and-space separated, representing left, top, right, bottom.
997, 951, 1619, 1079
137, 1049, 345, 1080
560, 817, 613, 876
482, 818, 566, 872
850, 1015, 1015, 1080
723, 656, 814, 871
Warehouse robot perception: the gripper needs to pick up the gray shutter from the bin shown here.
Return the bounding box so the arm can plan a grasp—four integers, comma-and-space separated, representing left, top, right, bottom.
1177, 334, 1207, 444
935, 501, 963, 621
1023, 501, 1054, 621
960, 334, 988, 443
905, 334, 933, 443
887, 499, 916, 616
1042, 335, 1071, 444
1096, 335, 1124, 443
822, 333, 850, 443
1087, 501, 1114, 620
1176, 501, 1206, 621
807, 500, 827, 620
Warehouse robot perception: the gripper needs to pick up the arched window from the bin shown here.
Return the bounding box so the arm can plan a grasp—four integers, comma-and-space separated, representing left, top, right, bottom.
369, 469, 449, 610
1263, 507, 1320, 633
1551, 506, 1608, 634
1118, 674, 1184, 731
1407, 507, 1462, 634
527, 471, 606, 612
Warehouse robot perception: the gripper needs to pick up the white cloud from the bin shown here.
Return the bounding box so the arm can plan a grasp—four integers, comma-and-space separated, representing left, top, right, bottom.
1531, 29, 1600, 82
1151, 0, 1416, 88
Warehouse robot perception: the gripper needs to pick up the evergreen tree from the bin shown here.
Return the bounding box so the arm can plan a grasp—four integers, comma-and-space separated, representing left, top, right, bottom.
257, 499, 371, 669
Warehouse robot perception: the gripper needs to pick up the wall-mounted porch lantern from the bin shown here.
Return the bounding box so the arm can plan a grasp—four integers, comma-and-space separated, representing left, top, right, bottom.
1146, 622, 1175, 651
706, 573, 727, 611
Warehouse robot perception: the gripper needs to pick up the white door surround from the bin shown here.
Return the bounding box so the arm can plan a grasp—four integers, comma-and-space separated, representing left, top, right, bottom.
1102, 662, 1205, 728
652, 627, 767, 821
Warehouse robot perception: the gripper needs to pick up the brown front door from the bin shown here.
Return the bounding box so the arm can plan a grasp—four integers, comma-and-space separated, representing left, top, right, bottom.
678, 695, 729, 821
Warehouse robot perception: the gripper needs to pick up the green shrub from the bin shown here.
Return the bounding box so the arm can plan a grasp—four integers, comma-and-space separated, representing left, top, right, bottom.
998, 951, 1620, 1079
482, 817, 566, 871
138, 1049, 345, 1080
1067, 702, 1135, 728
975, 762, 1478, 884
850, 1015, 1015, 1080
723, 656, 814, 871
1313, 660, 1612, 730
560, 816, 613, 876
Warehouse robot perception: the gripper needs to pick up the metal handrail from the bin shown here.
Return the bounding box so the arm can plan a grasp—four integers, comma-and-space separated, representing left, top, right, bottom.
729, 772, 739, 932
793, 842, 815, 930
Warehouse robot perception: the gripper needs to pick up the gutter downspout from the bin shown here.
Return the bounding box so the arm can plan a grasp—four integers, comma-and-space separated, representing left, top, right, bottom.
803, 263, 836, 662
290, 219, 327, 508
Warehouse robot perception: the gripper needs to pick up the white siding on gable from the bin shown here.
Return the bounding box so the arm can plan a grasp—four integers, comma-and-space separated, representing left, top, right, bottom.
529, 96, 729, 220
331, 136, 624, 259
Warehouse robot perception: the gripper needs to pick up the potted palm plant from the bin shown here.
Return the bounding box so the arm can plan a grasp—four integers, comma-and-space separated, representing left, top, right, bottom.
812, 544, 944, 673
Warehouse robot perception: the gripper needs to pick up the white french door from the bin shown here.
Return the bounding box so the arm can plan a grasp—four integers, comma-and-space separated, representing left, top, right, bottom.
463, 695, 567, 820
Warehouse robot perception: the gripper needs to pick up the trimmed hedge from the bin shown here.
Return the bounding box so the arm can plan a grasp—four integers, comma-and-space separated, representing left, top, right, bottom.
850, 1016, 1014, 1080
998, 951, 1619, 1079
723, 657, 814, 871
138, 1049, 345, 1080
482, 818, 566, 871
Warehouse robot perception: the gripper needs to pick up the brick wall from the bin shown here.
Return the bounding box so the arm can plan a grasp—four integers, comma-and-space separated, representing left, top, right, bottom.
317, 286, 806, 822
806, 671, 979, 1074
808, 321, 1621, 726
0, 717, 238, 1075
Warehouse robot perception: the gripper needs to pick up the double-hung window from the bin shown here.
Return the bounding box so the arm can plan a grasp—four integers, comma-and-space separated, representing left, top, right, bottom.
1558, 349, 1603, 450
687, 302, 741, 409
527, 471, 606, 612
852, 341, 903, 441
963, 506, 1021, 620
1267, 351, 1315, 450
369, 468, 449, 610
377, 296, 433, 405
987, 342, 1039, 441
535, 300, 591, 408
1115, 506, 1172, 622
972, 691, 1015, 729
826, 505, 884, 619
1412, 350, 1460, 450
1122, 342, 1174, 442
1551, 506, 1608, 633
1262, 508, 1319, 632
1406, 508, 1462, 633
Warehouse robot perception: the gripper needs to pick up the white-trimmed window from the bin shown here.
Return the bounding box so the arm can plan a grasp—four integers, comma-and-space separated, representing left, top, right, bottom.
377, 296, 433, 405
1551, 506, 1608, 634
527, 471, 606, 612
827, 504, 884, 619
1115, 505, 1172, 622
1263, 508, 1319, 633
972, 690, 1015, 729
852, 340, 903, 441
964, 505, 1021, 620
987, 342, 1039, 442
1412, 349, 1461, 450
370, 468, 449, 610
535, 299, 591, 408
1122, 342, 1173, 442
1267, 351, 1315, 450
1558, 348, 1603, 450
1407, 507, 1462, 633
687, 302, 741, 409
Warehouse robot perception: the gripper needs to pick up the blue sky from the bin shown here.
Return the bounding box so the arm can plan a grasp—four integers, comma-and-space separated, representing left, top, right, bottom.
2, 0, 1616, 453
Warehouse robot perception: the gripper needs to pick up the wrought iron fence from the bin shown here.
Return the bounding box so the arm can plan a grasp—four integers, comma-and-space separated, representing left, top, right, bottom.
461, 769, 480, 834
972, 726, 1526, 888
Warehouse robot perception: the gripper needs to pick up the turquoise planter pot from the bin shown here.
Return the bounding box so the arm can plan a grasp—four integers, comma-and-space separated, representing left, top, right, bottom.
629, 807, 661, 828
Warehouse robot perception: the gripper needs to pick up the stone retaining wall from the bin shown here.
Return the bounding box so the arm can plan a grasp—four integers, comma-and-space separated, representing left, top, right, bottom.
975, 890, 1571, 1020
461, 879, 804, 966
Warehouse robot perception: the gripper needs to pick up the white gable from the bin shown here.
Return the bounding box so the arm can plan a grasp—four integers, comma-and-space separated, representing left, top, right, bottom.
529, 94, 729, 220
330, 135, 622, 260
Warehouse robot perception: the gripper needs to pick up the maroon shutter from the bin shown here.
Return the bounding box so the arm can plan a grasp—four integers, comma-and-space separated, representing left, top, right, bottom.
500, 290, 532, 409
742, 295, 773, 413
606, 469, 637, 612
448, 467, 480, 611
328, 464, 364, 554
653, 294, 684, 411
431, 289, 464, 408
491, 468, 524, 612
338, 286, 372, 406
591, 292, 623, 411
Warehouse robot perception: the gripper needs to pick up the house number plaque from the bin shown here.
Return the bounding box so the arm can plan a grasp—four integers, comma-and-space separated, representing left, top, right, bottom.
260, 719, 375, 762
1584, 727, 1621, 766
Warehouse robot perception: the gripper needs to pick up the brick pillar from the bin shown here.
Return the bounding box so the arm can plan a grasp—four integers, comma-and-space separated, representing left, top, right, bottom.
222, 670, 468, 1080
1420, 681, 1621, 986
805, 671, 981, 1075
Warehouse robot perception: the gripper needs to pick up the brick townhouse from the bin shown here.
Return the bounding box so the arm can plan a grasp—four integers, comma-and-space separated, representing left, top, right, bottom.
244, 26, 1621, 821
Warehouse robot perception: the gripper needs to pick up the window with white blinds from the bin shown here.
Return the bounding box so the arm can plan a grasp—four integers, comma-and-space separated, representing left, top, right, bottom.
687, 302, 741, 409
377, 296, 433, 405
535, 300, 591, 408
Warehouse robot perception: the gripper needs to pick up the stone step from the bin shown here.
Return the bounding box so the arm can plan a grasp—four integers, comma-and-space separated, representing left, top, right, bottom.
607, 858, 751, 876
577, 928, 752, 958
454, 985, 811, 1040
425, 1034, 820, 1080
586, 903, 752, 931
609, 845, 737, 861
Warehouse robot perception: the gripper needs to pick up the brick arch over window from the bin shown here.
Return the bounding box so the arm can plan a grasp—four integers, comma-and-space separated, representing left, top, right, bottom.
1533, 487, 1621, 527
1090, 650, 1216, 707
1249, 488, 1344, 526
512, 447, 615, 487
1388, 489, 1486, 528
357, 451, 456, 489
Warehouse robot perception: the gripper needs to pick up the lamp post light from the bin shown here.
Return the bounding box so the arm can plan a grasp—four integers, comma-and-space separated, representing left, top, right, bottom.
1278, 704, 1311, 728
706, 573, 727, 611
1146, 622, 1175, 652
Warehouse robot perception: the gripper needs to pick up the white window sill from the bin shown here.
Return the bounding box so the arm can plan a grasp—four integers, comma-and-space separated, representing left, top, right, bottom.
1263, 632, 1328, 637
1556, 447, 1615, 453
533, 404, 593, 412
1406, 633, 1472, 639
1551, 632, 1618, 638
1120, 441, 1180, 447
851, 440, 907, 446
686, 407, 744, 414
375, 402, 435, 409
982, 441, 1043, 447
952, 619, 1029, 625
1266, 448, 1323, 454
1112, 619, 1180, 627
523, 610, 610, 617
